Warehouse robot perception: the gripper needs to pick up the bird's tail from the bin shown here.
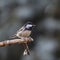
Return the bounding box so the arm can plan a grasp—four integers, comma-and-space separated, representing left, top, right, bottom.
10, 34, 17, 38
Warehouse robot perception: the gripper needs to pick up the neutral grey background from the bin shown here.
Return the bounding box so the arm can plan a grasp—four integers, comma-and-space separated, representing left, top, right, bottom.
0, 0, 60, 60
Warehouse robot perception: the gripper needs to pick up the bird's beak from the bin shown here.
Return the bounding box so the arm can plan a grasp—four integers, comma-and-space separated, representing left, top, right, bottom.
32, 25, 36, 26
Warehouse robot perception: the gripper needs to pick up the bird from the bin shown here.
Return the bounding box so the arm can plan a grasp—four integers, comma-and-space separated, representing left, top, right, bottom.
11, 22, 35, 55
12, 22, 35, 38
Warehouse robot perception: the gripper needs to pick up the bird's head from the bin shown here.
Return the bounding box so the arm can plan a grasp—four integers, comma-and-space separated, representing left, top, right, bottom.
25, 22, 36, 30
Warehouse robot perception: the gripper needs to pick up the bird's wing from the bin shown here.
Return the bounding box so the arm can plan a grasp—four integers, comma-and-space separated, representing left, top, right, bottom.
17, 26, 25, 33
11, 25, 25, 38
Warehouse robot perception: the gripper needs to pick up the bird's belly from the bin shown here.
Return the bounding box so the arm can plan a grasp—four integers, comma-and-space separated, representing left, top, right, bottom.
18, 30, 31, 37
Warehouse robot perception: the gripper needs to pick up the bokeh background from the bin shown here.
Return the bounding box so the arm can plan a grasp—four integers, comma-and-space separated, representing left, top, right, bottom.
0, 0, 60, 60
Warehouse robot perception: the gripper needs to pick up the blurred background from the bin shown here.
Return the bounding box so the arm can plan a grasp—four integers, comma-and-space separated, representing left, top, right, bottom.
0, 0, 60, 60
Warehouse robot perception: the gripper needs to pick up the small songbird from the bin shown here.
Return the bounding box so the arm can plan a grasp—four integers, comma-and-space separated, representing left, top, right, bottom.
12, 22, 35, 55
12, 22, 35, 38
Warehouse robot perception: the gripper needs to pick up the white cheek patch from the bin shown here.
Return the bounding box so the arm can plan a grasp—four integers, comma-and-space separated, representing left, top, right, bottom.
26, 24, 32, 28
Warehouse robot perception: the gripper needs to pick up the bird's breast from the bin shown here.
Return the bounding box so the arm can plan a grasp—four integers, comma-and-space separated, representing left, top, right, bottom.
17, 30, 31, 37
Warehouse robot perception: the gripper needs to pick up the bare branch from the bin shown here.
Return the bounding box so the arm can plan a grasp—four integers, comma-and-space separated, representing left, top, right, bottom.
0, 37, 33, 47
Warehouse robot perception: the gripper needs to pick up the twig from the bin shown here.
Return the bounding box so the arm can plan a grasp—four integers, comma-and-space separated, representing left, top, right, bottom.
23, 43, 30, 55
0, 37, 33, 47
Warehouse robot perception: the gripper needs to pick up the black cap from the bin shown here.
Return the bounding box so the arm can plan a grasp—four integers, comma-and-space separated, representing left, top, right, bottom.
26, 22, 32, 24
